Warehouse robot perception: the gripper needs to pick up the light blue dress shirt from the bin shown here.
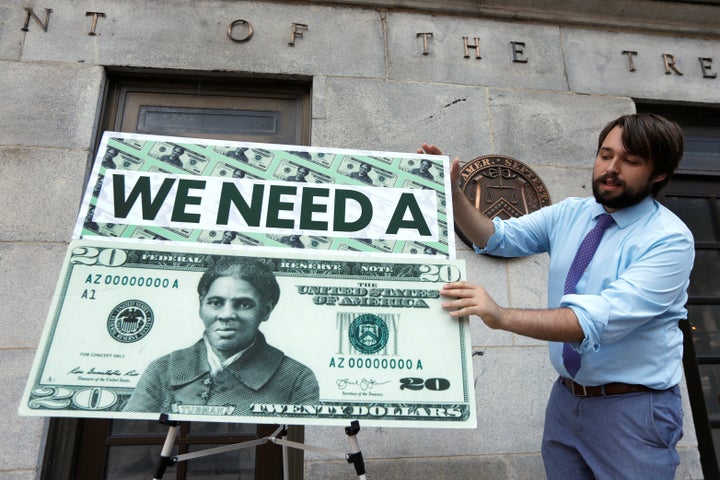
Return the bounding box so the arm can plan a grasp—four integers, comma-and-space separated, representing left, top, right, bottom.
476, 195, 694, 389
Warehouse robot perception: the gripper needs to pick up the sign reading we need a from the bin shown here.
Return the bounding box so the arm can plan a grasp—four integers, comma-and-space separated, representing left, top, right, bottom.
76, 132, 454, 258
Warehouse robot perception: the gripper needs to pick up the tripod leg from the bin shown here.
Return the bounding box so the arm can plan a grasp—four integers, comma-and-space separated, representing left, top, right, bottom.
281, 425, 290, 480
154, 414, 180, 480
282, 443, 290, 480
344, 421, 366, 479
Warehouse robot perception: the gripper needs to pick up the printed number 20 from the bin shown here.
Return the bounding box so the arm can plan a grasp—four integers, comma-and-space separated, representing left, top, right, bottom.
70, 247, 127, 266
418, 264, 462, 282
400, 377, 450, 391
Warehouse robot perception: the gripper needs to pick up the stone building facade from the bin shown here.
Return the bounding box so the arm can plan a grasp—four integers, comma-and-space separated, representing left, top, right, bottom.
1, 0, 718, 478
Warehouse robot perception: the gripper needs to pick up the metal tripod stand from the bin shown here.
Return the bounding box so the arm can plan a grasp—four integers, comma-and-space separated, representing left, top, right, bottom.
153, 414, 367, 479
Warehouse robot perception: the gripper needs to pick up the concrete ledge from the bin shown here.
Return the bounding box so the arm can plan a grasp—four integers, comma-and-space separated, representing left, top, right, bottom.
301, 0, 720, 38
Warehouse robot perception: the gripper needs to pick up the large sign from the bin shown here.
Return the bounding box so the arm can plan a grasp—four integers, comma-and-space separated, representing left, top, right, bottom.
76, 132, 454, 258
19, 240, 475, 428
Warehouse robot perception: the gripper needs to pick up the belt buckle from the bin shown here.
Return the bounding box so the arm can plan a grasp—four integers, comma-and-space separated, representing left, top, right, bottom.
571, 381, 588, 397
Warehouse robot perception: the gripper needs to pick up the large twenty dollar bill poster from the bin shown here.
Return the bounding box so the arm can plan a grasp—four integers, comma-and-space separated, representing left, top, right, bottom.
74, 132, 454, 258
19, 240, 475, 428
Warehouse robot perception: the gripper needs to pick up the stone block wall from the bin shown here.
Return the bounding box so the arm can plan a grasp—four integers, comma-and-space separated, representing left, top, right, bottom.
1, 1, 714, 478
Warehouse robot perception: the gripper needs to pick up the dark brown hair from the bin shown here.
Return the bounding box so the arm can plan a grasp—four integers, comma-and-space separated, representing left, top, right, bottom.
197, 257, 280, 307
597, 113, 684, 196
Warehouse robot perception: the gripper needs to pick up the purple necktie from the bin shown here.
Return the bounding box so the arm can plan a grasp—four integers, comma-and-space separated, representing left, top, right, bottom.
562, 213, 615, 377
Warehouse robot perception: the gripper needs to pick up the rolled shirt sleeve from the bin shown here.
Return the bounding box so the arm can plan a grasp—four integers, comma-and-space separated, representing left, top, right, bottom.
562, 228, 694, 355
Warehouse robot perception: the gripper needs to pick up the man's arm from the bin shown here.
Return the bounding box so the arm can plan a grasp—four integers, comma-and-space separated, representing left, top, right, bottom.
441, 281, 585, 342
417, 144, 495, 248
419, 145, 582, 341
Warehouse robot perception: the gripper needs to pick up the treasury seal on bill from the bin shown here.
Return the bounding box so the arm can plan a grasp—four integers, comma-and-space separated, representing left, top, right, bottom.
349, 313, 390, 354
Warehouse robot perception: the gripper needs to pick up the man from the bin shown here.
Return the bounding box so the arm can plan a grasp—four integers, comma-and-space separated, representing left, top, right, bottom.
125, 256, 319, 414
420, 113, 694, 479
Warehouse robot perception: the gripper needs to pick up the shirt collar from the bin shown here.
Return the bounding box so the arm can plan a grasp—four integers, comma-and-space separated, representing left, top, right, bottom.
592, 195, 655, 229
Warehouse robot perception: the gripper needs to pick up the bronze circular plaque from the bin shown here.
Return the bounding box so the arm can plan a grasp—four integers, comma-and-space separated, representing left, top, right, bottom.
456, 155, 551, 248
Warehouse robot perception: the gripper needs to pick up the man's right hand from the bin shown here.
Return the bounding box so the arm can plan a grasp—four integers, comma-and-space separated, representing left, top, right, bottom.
417, 144, 461, 190
417, 143, 495, 248
417, 143, 443, 156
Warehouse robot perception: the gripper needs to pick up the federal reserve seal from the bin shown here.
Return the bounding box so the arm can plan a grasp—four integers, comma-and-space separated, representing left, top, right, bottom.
107, 300, 154, 343
456, 155, 551, 247
349, 314, 389, 354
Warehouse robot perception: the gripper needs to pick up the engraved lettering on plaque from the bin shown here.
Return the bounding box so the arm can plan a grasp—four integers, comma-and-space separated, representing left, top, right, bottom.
456, 155, 551, 247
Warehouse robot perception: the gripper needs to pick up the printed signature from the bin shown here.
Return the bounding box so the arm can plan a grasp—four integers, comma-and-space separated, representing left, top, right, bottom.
68, 366, 140, 377
336, 378, 389, 392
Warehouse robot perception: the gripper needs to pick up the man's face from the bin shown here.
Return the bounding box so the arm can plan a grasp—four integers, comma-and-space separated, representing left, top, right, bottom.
199, 276, 271, 359
592, 126, 666, 212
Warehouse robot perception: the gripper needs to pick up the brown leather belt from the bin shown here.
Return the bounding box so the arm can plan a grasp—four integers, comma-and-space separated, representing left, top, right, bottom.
561, 377, 653, 397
